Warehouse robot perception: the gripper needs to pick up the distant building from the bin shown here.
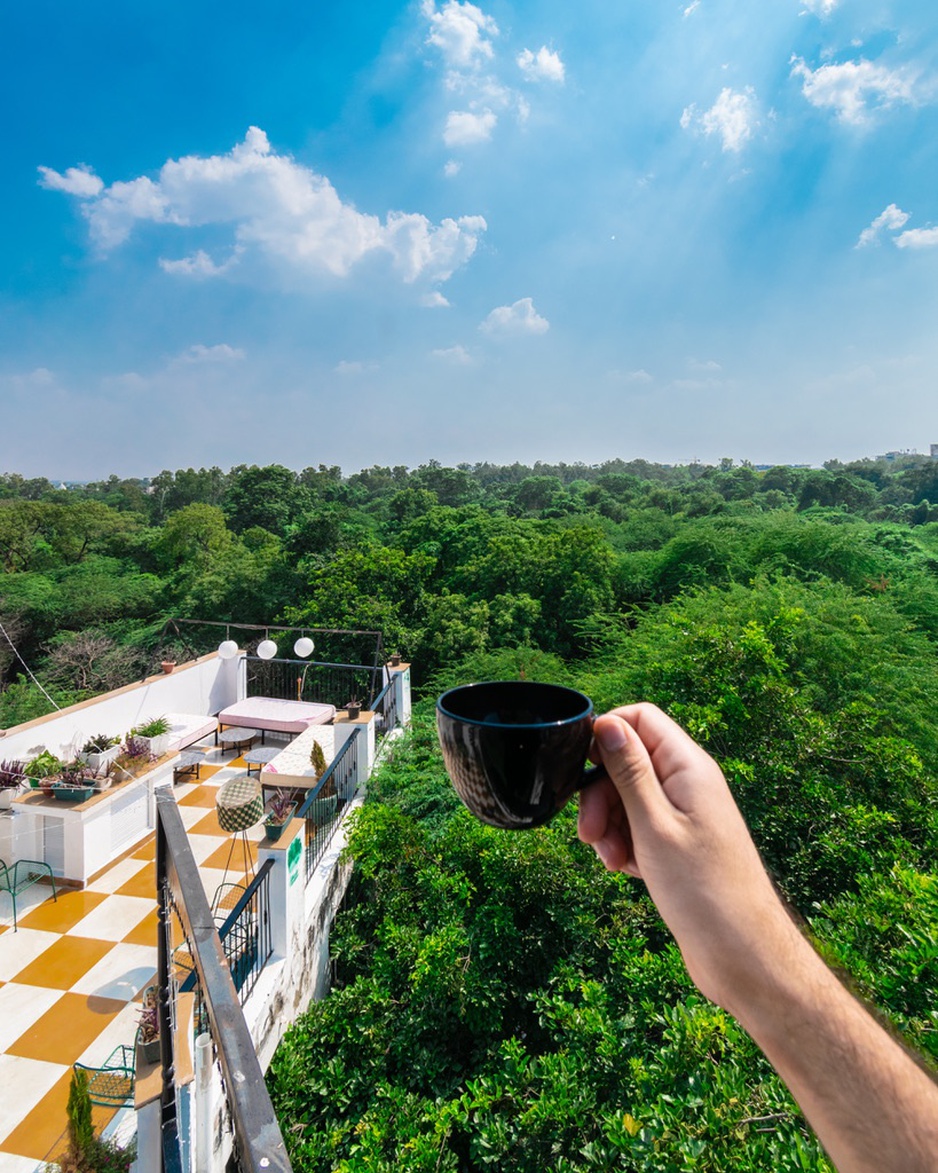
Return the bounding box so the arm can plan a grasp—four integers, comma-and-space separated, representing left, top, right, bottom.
931, 444, 938, 460
876, 449, 919, 462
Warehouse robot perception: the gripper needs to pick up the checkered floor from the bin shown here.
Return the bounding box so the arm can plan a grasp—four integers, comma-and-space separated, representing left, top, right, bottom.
0, 733, 297, 1170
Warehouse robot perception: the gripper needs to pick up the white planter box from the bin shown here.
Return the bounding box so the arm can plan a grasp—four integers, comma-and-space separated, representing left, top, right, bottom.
137, 733, 170, 758
81, 745, 121, 775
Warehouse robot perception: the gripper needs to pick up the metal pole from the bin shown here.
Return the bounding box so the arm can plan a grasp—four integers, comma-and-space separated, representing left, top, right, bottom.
194, 1033, 213, 1173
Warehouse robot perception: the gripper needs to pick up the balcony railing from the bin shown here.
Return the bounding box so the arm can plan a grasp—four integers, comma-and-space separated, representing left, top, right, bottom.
297, 727, 360, 882
370, 676, 400, 748
215, 861, 274, 1005
155, 788, 292, 1173
245, 656, 381, 710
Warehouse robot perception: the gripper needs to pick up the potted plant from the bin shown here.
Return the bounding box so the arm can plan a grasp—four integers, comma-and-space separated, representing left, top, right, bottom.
24, 750, 65, 796
345, 698, 362, 720
115, 736, 156, 779
80, 733, 121, 775
264, 788, 297, 842
0, 760, 25, 809
136, 1001, 160, 1065
389, 652, 402, 667
309, 741, 326, 780
52, 762, 95, 803
131, 716, 171, 758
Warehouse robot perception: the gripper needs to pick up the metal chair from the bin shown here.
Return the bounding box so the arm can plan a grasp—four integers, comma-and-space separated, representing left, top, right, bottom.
0, 859, 57, 930
74, 1045, 135, 1108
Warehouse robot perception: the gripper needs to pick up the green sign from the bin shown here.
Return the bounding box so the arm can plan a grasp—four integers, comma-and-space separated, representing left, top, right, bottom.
287, 833, 302, 885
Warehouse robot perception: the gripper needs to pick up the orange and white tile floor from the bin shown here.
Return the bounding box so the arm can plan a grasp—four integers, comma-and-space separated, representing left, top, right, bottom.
0, 737, 289, 1171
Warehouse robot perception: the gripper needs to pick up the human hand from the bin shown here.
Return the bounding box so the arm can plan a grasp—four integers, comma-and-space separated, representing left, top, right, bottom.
581, 705, 938, 1172
578, 704, 806, 1014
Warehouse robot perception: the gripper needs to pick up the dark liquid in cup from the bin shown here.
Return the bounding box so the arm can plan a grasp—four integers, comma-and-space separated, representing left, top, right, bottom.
437, 682, 594, 829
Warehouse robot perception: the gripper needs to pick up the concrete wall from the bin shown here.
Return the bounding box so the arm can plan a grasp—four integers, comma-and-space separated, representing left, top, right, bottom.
0, 652, 242, 765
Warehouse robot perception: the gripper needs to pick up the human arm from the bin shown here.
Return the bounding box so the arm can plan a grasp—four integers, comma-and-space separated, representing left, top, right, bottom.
578, 704, 938, 1173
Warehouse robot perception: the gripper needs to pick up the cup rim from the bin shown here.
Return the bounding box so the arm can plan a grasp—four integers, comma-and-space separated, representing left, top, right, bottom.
436, 680, 594, 729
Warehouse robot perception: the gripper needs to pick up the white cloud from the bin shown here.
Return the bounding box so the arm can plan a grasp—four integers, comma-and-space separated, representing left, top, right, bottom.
444, 109, 498, 145
790, 57, 918, 124
688, 357, 723, 373
607, 368, 653, 384
421, 291, 451, 307
423, 1, 547, 151
37, 164, 104, 198
517, 47, 565, 84
431, 344, 472, 363
683, 87, 758, 152
683, 1, 701, 15
801, 0, 838, 14
40, 127, 487, 286
895, 227, 938, 249
422, 0, 498, 69
443, 159, 462, 177
480, 297, 550, 336
159, 248, 241, 277
856, 203, 910, 247
172, 343, 245, 365
5, 367, 57, 390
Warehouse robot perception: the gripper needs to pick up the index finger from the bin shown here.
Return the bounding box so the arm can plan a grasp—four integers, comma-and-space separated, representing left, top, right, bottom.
608, 703, 715, 775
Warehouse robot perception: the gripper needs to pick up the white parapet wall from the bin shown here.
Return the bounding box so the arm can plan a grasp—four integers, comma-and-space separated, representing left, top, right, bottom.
0, 652, 243, 765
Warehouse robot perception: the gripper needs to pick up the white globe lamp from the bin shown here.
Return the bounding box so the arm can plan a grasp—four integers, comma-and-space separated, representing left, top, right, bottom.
257, 638, 278, 660
294, 636, 315, 658
218, 639, 239, 660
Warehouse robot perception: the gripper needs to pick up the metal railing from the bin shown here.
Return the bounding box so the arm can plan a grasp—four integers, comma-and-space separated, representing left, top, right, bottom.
155, 789, 291, 1173
297, 727, 361, 882
216, 859, 274, 1005
246, 656, 379, 710
370, 677, 400, 748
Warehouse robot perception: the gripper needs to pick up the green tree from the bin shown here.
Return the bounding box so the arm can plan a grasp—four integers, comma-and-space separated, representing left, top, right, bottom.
224, 465, 311, 535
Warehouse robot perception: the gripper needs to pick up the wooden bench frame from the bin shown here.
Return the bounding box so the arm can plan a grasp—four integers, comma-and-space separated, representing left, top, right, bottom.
0, 859, 57, 930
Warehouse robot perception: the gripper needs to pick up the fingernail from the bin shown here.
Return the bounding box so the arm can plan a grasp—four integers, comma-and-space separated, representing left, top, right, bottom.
595, 719, 627, 753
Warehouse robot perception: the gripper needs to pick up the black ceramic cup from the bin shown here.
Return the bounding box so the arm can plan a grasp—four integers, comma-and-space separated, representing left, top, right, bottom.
436, 681, 602, 830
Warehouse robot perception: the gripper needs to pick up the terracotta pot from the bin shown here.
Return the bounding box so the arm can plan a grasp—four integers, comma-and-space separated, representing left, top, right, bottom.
161, 661, 176, 674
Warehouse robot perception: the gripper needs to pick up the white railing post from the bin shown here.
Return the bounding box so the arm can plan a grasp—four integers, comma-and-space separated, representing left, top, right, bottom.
389, 662, 412, 727
257, 820, 305, 963
333, 712, 375, 791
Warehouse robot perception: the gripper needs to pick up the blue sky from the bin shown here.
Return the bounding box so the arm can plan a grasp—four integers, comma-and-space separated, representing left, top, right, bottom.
3, 0, 938, 478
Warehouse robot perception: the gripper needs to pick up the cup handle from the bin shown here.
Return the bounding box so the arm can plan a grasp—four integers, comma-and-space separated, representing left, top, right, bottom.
578, 764, 607, 790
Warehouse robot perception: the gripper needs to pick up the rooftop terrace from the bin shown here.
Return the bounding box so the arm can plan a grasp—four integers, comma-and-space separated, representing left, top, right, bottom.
0, 643, 411, 1171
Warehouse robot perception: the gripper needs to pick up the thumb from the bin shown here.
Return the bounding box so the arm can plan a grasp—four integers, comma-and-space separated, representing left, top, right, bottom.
593, 713, 669, 833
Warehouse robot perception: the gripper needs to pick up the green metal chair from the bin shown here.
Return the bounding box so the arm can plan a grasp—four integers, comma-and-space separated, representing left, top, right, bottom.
74, 1045, 135, 1108
0, 859, 57, 930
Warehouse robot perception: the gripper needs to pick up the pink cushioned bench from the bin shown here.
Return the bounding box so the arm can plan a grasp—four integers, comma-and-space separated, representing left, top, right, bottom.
217, 697, 336, 736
